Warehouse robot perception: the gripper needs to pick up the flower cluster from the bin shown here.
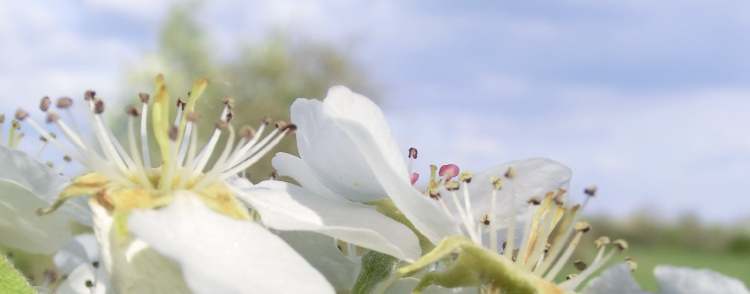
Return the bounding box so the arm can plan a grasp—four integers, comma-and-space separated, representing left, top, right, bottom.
0, 76, 747, 294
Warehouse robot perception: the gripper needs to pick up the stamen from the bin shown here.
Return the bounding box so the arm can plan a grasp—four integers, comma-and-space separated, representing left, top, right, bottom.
489, 177, 502, 253
39, 96, 52, 112
139, 93, 151, 167
543, 221, 590, 281
438, 164, 460, 180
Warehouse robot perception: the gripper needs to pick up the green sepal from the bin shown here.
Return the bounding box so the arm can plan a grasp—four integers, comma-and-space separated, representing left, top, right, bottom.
0, 254, 34, 294
398, 236, 561, 294
352, 251, 398, 294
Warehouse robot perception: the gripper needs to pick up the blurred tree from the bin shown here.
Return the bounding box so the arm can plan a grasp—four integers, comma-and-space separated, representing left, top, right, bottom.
124, 2, 373, 181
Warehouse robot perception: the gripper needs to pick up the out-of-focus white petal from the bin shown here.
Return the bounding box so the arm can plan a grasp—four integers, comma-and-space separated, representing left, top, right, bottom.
279, 231, 360, 292
654, 266, 750, 294
128, 191, 334, 294
582, 264, 648, 294
386, 278, 475, 294
56, 264, 107, 294
0, 146, 90, 226
467, 158, 572, 227
235, 180, 421, 261
0, 181, 72, 254
271, 152, 340, 199
54, 234, 98, 274
90, 200, 190, 294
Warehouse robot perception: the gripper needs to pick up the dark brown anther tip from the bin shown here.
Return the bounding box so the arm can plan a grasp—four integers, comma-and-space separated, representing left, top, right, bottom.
94, 100, 105, 114
126, 106, 140, 117
40, 96, 51, 112
56, 97, 73, 109
14, 109, 29, 121
138, 93, 150, 103
408, 147, 418, 159
84, 90, 96, 101
168, 125, 179, 141
46, 112, 60, 124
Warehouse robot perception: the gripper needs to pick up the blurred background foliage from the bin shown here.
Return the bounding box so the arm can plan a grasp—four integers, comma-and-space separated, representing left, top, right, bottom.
121, 3, 374, 182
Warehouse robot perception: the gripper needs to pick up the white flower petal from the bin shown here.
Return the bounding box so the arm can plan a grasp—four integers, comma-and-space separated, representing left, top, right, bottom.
56, 264, 107, 294
0, 146, 90, 226
235, 180, 421, 261
90, 200, 190, 294
0, 181, 72, 254
128, 191, 334, 294
468, 158, 572, 227
278, 231, 360, 292
54, 234, 99, 274
655, 266, 750, 294
582, 264, 648, 294
271, 152, 340, 199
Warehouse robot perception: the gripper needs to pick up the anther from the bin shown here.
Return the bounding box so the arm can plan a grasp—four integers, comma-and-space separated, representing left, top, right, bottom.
565, 274, 577, 280
222, 96, 234, 106
281, 123, 297, 133
94, 100, 105, 114
439, 164, 460, 180
595, 236, 611, 248
262, 117, 272, 125
613, 239, 629, 251
225, 111, 233, 123
39, 96, 51, 112
574, 221, 591, 233
39, 136, 48, 143
92, 261, 99, 268
573, 260, 587, 271
56, 97, 73, 109
240, 126, 256, 139
527, 198, 541, 205
445, 180, 460, 191
458, 171, 473, 183
176, 98, 186, 110
84, 90, 96, 101
14, 109, 29, 121
63, 155, 72, 162
45, 113, 60, 124
126, 106, 140, 117
481, 214, 491, 226
46, 161, 54, 168
408, 147, 418, 159
490, 176, 503, 190
85, 280, 94, 288
186, 112, 200, 122
138, 93, 150, 103
215, 121, 228, 129
584, 185, 598, 197
168, 126, 179, 141
504, 166, 516, 179
275, 120, 289, 129
625, 257, 637, 272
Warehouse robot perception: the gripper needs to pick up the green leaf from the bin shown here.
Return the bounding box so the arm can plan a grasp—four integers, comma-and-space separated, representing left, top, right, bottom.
352, 251, 398, 294
0, 254, 35, 294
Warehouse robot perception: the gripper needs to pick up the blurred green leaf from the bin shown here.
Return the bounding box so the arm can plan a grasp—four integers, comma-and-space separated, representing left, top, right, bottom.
0, 255, 34, 294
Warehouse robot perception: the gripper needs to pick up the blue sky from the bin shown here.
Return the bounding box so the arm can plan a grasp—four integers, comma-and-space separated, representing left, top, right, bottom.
2, 0, 749, 222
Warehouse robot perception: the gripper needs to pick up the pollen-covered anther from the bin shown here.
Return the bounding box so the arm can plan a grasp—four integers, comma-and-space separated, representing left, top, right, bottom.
625, 257, 637, 272
444, 180, 460, 191
458, 171, 473, 183
504, 166, 516, 179
84, 90, 96, 101
439, 164, 460, 180
14, 109, 29, 121
40, 96, 52, 112
613, 239, 629, 251
584, 185, 598, 197
126, 105, 140, 117
45, 112, 60, 124
574, 221, 591, 233
594, 236, 611, 248
138, 93, 150, 103
56, 97, 73, 109
408, 147, 418, 159
94, 100, 105, 114
490, 176, 503, 190
573, 260, 587, 271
